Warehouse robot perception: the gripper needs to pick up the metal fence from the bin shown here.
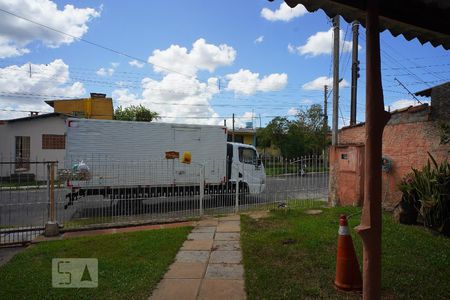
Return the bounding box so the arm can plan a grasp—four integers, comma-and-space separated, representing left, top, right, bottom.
0, 155, 328, 245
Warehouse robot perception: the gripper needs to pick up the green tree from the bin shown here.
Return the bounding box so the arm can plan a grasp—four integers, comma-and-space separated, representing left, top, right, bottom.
257, 105, 330, 158
114, 105, 159, 122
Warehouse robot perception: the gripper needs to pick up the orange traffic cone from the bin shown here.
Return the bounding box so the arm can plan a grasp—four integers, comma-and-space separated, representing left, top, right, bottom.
334, 214, 362, 291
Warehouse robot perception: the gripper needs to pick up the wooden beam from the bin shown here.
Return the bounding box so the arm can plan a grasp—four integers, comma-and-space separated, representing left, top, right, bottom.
355, 0, 390, 299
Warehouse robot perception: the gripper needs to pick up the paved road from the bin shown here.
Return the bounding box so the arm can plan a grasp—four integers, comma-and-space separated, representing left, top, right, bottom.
0, 173, 328, 229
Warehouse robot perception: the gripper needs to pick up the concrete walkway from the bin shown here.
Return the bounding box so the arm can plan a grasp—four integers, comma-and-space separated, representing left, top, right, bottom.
150, 214, 245, 300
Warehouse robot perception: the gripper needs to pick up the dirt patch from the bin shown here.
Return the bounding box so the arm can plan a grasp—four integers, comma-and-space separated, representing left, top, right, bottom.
244, 210, 270, 220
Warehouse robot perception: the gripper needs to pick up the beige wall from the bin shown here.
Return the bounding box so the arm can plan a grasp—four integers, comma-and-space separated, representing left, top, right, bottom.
0, 116, 66, 180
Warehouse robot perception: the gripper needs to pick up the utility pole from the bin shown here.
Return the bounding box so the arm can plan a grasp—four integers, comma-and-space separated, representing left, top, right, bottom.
332, 15, 340, 146
323, 85, 328, 130
350, 21, 360, 125
232, 113, 235, 142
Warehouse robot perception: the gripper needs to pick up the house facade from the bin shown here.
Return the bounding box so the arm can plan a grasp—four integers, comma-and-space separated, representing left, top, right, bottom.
0, 113, 68, 181
227, 128, 256, 146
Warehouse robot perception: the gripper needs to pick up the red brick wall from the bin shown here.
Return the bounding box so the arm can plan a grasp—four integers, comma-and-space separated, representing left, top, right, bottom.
335, 119, 449, 209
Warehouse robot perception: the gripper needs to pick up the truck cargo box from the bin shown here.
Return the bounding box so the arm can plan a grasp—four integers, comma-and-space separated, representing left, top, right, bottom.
65, 118, 228, 188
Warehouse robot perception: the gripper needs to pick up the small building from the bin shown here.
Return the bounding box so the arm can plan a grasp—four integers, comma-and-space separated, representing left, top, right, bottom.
45, 93, 113, 120
329, 82, 450, 209
0, 113, 69, 181
227, 128, 256, 146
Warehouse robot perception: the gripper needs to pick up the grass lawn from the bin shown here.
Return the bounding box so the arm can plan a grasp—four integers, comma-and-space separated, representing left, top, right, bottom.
0, 226, 191, 300
241, 206, 450, 299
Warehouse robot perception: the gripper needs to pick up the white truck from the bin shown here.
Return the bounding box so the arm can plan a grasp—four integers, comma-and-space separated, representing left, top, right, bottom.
63, 118, 266, 207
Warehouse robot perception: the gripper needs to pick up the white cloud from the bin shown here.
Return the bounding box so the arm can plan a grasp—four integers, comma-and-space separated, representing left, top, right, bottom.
96, 67, 114, 77
96, 62, 119, 77
225, 69, 288, 95
290, 28, 360, 57
129, 59, 145, 68
0, 59, 85, 119
254, 36, 264, 44
302, 76, 349, 91
261, 2, 307, 22
148, 38, 236, 76
287, 107, 298, 116
0, 0, 100, 58
387, 99, 426, 111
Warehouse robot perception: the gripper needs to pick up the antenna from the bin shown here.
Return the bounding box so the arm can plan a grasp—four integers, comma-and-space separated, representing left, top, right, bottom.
394, 78, 422, 104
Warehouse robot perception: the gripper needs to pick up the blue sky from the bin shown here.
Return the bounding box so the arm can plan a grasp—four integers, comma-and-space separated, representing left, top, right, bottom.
0, 0, 449, 127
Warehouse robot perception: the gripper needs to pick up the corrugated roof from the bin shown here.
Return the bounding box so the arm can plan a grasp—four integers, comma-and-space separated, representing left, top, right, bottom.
414, 81, 450, 97
283, 0, 450, 49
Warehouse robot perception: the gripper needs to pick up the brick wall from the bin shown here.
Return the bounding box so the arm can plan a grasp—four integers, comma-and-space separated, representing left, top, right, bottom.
334, 106, 450, 209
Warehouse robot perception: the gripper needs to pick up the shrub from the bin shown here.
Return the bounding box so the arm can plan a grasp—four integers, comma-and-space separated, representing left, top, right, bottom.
398, 153, 450, 235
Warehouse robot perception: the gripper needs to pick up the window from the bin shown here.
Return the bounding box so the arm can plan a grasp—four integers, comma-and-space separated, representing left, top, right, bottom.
239, 147, 257, 165
15, 136, 30, 171
42, 134, 65, 149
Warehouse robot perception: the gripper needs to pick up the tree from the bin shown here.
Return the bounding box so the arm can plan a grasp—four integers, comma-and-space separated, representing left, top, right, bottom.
256, 105, 330, 158
114, 105, 159, 122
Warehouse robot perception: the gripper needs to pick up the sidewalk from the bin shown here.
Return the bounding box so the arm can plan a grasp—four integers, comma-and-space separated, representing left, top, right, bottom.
149, 215, 246, 300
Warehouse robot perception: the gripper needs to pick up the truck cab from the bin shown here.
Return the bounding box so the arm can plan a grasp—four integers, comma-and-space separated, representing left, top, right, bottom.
227, 142, 266, 194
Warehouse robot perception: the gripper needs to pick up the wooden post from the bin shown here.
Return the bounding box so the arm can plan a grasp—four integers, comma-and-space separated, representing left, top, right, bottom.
355, 0, 390, 299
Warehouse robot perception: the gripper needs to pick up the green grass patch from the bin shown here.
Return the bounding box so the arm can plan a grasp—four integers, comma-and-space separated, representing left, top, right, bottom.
0, 226, 192, 300
241, 206, 450, 299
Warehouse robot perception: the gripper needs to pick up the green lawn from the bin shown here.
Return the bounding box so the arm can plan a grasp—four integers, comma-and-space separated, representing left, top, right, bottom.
241, 206, 450, 299
0, 227, 191, 300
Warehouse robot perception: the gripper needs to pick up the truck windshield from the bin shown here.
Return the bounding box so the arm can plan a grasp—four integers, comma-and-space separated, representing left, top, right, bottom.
239, 147, 257, 165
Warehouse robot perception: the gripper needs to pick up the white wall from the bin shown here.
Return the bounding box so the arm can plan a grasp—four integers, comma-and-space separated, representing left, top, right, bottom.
0, 116, 66, 180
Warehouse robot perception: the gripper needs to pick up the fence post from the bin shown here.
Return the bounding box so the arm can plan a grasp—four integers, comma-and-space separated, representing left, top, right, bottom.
235, 180, 239, 213
45, 162, 59, 237
199, 166, 204, 216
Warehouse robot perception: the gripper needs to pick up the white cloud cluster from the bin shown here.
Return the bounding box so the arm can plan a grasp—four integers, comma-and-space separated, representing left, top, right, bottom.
113, 39, 235, 125
96, 62, 119, 77
113, 74, 220, 125
290, 28, 359, 57
129, 59, 145, 68
0, 59, 85, 119
302, 76, 349, 91
254, 36, 264, 44
225, 69, 288, 95
0, 0, 100, 58
148, 38, 236, 76
114, 39, 288, 124
261, 2, 307, 22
